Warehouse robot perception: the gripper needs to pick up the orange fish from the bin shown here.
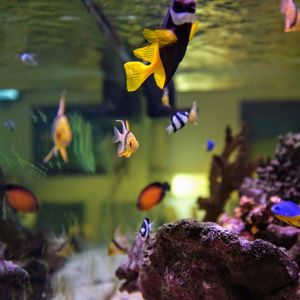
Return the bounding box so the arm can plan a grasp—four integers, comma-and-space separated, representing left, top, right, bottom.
4, 184, 39, 213
44, 90, 72, 163
137, 182, 170, 211
280, 0, 300, 32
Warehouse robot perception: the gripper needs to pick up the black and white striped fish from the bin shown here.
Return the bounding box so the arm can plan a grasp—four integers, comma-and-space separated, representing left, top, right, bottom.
166, 111, 190, 133
139, 217, 152, 241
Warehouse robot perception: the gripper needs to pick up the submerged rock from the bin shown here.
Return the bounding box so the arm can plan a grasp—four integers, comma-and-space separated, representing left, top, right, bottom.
116, 219, 299, 300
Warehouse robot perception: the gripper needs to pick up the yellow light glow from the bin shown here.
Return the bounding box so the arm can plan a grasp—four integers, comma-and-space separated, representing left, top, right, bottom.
171, 173, 209, 198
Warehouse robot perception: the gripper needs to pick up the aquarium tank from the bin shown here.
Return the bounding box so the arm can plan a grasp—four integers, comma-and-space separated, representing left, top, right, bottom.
1, 0, 300, 299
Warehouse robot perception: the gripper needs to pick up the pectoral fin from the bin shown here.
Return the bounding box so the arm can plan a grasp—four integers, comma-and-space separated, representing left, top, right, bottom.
143, 28, 177, 47
189, 20, 199, 41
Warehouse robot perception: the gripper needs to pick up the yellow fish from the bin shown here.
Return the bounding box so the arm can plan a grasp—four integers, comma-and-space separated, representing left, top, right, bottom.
188, 101, 198, 125
44, 90, 72, 163
107, 226, 128, 256
124, 0, 198, 92
161, 87, 170, 107
112, 120, 139, 158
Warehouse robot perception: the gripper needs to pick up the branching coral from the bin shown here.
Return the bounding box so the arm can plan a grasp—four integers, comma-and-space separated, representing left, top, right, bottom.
197, 124, 260, 221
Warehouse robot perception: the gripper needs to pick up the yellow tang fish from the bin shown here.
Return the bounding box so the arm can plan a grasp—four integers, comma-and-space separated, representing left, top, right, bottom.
44, 90, 72, 163
124, 0, 199, 92
112, 120, 139, 158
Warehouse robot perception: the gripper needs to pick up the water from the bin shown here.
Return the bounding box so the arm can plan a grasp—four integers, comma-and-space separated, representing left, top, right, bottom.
1, 0, 300, 299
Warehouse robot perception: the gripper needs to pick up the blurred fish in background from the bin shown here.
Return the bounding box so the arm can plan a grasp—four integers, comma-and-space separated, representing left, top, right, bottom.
18, 52, 38, 66
280, 0, 300, 32
44, 90, 72, 163
4, 119, 16, 132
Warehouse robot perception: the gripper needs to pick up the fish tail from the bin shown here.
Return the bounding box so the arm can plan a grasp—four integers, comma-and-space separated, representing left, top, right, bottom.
43, 147, 57, 163
112, 126, 121, 143
165, 124, 175, 134
59, 147, 68, 162
124, 61, 152, 92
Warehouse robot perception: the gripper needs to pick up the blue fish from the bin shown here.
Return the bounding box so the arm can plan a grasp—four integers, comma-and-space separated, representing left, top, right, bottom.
19, 53, 38, 66
206, 139, 215, 152
271, 200, 300, 227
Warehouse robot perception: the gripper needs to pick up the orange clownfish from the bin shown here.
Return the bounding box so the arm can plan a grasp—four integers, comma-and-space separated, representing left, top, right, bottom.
124, 0, 198, 92
112, 120, 139, 158
4, 184, 39, 213
137, 182, 170, 211
44, 90, 72, 163
280, 0, 300, 32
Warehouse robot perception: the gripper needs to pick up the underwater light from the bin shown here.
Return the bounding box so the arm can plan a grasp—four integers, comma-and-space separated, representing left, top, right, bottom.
171, 174, 209, 198
0, 89, 20, 101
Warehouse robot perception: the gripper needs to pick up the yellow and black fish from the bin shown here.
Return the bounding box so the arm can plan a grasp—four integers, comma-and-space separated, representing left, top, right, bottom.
124, 0, 198, 92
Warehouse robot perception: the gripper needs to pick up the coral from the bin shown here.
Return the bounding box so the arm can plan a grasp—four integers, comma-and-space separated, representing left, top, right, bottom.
116, 219, 299, 300
220, 132, 300, 244
241, 132, 300, 203
197, 124, 260, 221
0, 260, 31, 300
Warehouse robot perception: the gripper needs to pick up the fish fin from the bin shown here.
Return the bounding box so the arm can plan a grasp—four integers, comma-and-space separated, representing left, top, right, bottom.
143, 28, 177, 47
133, 43, 159, 63
165, 124, 174, 134
112, 126, 121, 143
124, 61, 152, 92
153, 62, 166, 89
189, 20, 199, 41
59, 147, 68, 162
57, 90, 66, 117
43, 147, 57, 163
117, 142, 125, 156
125, 120, 130, 131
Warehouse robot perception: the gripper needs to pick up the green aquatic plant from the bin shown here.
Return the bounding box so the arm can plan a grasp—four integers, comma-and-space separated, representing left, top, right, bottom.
70, 114, 96, 174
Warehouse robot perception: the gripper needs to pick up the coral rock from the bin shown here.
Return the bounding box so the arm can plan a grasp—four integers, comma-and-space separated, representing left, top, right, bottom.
117, 219, 299, 300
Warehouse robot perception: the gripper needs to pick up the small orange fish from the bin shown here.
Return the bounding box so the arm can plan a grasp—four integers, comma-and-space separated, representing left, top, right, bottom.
280, 0, 300, 32
137, 182, 170, 211
4, 184, 39, 213
44, 90, 72, 163
161, 87, 170, 107
112, 120, 139, 158
107, 226, 128, 256
188, 101, 198, 125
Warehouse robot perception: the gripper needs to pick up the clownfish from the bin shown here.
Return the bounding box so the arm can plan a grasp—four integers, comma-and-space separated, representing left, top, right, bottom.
124, 0, 198, 92
4, 184, 39, 213
280, 0, 300, 32
271, 200, 300, 227
112, 120, 139, 158
44, 90, 72, 163
137, 182, 170, 211
206, 139, 215, 152
107, 226, 128, 256
139, 217, 152, 241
